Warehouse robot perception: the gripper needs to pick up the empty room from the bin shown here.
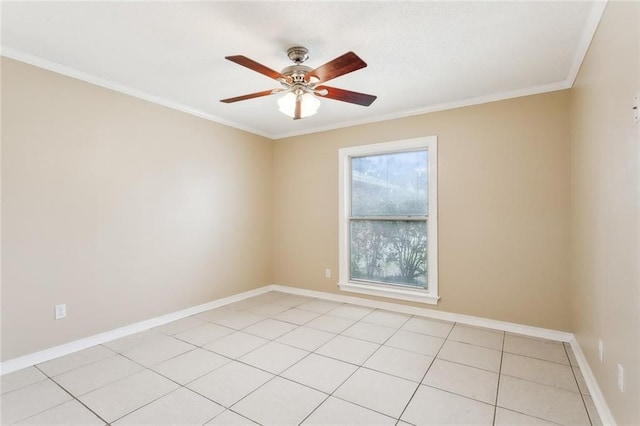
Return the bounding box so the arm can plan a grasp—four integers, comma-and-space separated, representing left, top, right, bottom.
1, 1, 638, 425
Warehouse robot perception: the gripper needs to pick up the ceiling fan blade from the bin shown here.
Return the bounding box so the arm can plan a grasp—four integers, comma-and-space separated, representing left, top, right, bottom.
315, 86, 377, 106
306, 52, 367, 84
294, 96, 302, 120
220, 89, 277, 103
225, 55, 286, 81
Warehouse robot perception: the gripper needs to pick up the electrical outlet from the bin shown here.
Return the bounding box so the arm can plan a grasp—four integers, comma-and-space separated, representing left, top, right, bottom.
633, 93, 639, 123
325, 269, 331, 278
617, 364, 624, 392
598, 339, 604, 362
54, 304, 67, 320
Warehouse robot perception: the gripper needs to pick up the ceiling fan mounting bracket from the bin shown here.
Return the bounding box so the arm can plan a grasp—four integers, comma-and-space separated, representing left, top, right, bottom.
286, 46, 309, 64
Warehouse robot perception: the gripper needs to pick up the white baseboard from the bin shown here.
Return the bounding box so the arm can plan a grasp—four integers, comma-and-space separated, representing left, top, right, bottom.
269, 284, 573, 342
0, 286, 271, 376
1, 283, 614, 426
569, 336, 616, 425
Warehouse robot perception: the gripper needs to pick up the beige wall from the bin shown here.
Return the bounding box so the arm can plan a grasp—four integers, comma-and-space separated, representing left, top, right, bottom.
570, 2, 640, 424
1, 58, 273, 360
273, 91, 572, 331
1, 58, 574, 362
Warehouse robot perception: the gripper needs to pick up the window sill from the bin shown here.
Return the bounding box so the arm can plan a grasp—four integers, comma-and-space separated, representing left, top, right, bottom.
338, 281, 440, 305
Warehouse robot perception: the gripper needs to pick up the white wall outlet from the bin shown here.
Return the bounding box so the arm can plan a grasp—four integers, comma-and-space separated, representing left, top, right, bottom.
54, 304, 67, 320
633, 93, 639, 123
598, 339, 604, 362
617, 364, 624, 392
325, 269, 331, 278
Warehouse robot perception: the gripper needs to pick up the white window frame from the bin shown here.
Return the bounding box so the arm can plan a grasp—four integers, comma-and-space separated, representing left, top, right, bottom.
338, 136, 439, 304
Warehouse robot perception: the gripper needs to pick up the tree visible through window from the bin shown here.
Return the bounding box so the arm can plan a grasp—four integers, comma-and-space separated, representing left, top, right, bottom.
350, 151, 428, 288
338, 137, 438, 304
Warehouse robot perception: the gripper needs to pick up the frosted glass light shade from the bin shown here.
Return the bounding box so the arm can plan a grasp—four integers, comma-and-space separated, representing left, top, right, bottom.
278, 92, 320, 118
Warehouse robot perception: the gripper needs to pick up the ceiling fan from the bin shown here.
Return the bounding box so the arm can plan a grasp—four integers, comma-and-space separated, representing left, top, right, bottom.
220, 46, 377, 120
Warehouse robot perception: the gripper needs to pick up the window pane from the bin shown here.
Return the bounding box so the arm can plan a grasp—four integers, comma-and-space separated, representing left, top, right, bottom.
351, 150, 428, 216
350, 219, 427, 288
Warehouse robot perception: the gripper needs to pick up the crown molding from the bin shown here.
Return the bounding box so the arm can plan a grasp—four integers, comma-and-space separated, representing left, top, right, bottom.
0, 47, 275, 140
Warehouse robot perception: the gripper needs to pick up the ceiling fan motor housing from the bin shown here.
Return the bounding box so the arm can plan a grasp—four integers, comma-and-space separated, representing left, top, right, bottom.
280, 65, 313, 84
283, 47, 314, 86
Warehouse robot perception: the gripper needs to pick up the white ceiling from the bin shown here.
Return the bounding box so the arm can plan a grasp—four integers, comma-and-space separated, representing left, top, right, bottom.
1, 1, 605, 140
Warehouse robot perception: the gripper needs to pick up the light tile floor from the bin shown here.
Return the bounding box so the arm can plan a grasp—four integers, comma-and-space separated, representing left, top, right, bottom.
1, 291, 602, 426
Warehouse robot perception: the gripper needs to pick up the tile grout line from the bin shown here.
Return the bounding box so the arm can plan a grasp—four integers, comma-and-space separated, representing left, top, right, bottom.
173, 306, 308, 424
110, 294, 302, 425
245, 306, 501, 424
108, 387, 182, 425
220, 349, 323, 423
32, 364, 112, 426
492, 329, 506, 425
77, 350, 192, 424
299, 320, 405, 423
299, 306, 407, 424
154, 315, 211, 337
195, 302, 333, 425
54, 337, 235, 424
394, 320, 457, 423
297, 306, 415, 424
494, 338, 591, 425
44, 347, 167, 424
293, 388, 332, 425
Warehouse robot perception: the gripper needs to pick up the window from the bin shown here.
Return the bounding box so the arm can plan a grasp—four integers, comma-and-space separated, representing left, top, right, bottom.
338, 137, 438, 304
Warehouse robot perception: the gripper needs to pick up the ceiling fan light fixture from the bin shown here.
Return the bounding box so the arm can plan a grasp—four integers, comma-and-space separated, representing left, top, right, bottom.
277, 92, 320, 119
